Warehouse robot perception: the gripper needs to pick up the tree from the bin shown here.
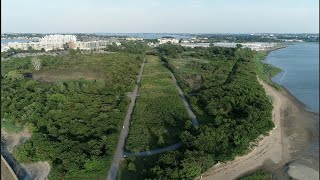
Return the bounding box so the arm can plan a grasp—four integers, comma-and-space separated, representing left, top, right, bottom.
236, 44, 243, 49
63, 43, 69, 51
27, 46, 34, 53
31, 58, 41, 71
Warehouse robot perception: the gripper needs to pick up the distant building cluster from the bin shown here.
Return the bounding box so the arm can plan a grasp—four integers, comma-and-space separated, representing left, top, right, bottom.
3, 35, 76, 52
126, 37, 144, 41
1, 34, 121, 52
7, 41, 65, 51
69, 41, 121, 50
180, 42, 278, 51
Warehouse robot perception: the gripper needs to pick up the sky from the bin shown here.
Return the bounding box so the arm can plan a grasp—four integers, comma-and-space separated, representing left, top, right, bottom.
1, 0, 319, 33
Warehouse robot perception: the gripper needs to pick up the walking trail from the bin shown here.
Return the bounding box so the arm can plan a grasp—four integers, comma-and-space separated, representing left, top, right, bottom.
122, 62, 199, 157
106, 57, 146, 180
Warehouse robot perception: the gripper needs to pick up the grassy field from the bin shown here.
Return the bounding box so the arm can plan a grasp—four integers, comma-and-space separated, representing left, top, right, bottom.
253, 51, 282, 90
125, 55, 190, 152
167, 57, 234, 125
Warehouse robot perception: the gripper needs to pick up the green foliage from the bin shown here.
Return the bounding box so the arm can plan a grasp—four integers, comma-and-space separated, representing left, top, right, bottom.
125, 55, 190, 152
238, 170, 273, 180
1, 118, 24, 133
123, 44, 274, 179
253, 51, 282, 90
5, 70, 24, 80
106, 41, 148, 54
1, 52, 144, 179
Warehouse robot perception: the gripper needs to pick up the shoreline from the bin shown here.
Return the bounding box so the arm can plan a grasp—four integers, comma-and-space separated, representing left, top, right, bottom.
202, 45, 319, 179
202, 76, 319, 179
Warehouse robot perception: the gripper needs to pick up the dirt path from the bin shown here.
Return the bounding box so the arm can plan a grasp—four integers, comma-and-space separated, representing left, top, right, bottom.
202, 77, 319, 180
168, 70, 199, 127
123, 142, 182, 157
106, 56, 146, 180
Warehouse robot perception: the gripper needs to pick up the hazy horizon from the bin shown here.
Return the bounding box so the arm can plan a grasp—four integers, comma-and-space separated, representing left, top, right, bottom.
2, 0, 319, 33
2, 32, 319, 34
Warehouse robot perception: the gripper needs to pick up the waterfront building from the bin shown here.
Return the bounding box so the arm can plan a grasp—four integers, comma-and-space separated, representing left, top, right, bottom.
70, 40, 121, 50
126, 37, 144, 41
39, 34, 76, 43
158, 37, 179, 44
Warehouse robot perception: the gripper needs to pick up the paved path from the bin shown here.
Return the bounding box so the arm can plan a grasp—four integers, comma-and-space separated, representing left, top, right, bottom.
106, 57, 145, 180
168, 71, 199, 127
123, 143, 182, 157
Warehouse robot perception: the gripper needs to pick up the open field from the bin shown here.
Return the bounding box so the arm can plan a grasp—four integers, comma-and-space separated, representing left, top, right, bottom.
125, 55, 190, 152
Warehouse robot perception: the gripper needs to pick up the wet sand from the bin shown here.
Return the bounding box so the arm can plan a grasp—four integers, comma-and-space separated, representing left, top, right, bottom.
202, 77, 319, 180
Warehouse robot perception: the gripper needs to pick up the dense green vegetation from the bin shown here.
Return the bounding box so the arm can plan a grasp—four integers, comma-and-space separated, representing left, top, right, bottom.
120, 44, 274, 179
125, 55, 190, 152
1, 47, 46, 58
105, 41, 148, 54
1, 53, 144, 179
238, 170, 273, 180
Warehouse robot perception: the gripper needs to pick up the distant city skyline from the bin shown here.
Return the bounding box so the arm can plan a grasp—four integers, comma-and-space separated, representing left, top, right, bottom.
2, 0, 319, 33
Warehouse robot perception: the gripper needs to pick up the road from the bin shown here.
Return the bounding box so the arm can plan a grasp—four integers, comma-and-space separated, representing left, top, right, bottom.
168, 71, 199, 127
123, 142, 182, 157
106, 57, 145, 180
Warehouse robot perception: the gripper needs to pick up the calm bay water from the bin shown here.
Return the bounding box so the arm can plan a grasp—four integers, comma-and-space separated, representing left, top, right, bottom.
265, 43, 319, 113
95, 33, 195, 39
1, 39, 31, 44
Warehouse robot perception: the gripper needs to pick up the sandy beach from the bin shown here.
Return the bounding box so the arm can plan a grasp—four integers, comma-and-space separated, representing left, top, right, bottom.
202, 77, 319, 180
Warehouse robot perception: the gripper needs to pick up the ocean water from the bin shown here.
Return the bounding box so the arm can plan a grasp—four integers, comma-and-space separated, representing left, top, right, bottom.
95, 33, 195, 39
1, 39, 31, 44
265, 43, 319, 113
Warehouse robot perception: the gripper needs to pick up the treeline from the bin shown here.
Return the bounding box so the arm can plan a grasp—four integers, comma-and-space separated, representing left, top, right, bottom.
1, 47, 47, 58
1, 53, 144, 179
105, 41, 148, 54
121, 44, 274, 179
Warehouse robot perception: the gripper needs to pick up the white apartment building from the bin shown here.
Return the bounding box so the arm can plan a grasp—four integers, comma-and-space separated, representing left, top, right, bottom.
5, 35, 124, 52
39, 34, 76, 43
1, 44, 9, 52
7, 42, 64, 51
158, 37, 179, 44
126, 37, 144, 41
71, 41, 121, 50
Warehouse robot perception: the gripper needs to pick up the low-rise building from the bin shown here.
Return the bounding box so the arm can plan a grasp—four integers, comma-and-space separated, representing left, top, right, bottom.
70, 40, 121, 50
126, 37, 144, 41
158, 37, 179, 44
5, 35, 122, 52
180, 42, 278, 51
